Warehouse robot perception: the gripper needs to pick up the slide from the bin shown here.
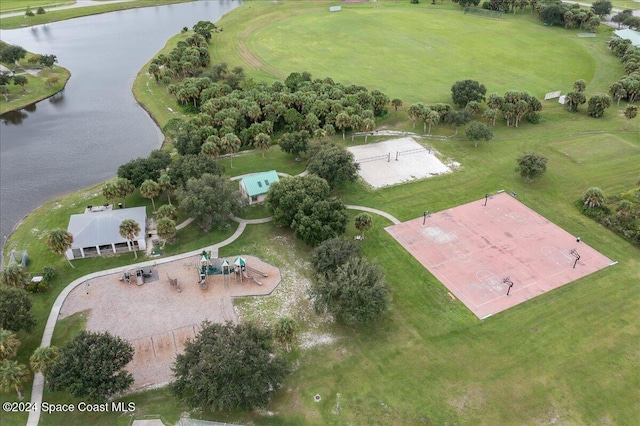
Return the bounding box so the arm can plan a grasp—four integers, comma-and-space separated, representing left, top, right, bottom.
246, 266, 268, 277
242, 271, 262, 286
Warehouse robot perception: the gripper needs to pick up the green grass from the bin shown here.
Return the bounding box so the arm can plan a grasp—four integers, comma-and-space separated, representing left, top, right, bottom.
212, 1, 610, 104
0, 0, 73, 13
0, 42, 71, 115
3, 1, 640, 425
0, 0, 190, 29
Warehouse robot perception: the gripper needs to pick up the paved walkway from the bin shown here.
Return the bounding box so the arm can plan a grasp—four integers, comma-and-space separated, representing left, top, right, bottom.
26, 195, 399, 425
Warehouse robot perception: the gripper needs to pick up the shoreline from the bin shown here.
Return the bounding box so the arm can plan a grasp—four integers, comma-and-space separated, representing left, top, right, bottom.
0, 68, 71, 115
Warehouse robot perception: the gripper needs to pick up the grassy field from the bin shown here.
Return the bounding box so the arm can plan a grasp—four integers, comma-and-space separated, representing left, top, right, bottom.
2, 1, 639, 425
0, 0, 73, 13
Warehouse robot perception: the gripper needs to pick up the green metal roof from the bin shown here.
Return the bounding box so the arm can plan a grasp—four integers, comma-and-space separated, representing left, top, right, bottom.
241, 170, 280, 197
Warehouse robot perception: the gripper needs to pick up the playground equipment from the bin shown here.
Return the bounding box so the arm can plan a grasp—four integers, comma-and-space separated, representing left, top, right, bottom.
120, 267, 155, 286
167, 274, 181, 293
233, 257, 267, 286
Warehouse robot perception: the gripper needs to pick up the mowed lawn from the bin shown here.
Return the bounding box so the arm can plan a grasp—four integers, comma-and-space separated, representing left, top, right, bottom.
3, 2, 638, 425
215, 1, 596, 104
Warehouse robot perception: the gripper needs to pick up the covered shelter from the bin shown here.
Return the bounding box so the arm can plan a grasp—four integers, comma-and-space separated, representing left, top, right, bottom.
239, 170, 280, 205
65, 206, 147, 260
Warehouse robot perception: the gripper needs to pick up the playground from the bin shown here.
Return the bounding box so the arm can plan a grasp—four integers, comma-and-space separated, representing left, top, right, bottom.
385, 192, 615, 319
58, 254, 281, 391
348, 137, 455, 188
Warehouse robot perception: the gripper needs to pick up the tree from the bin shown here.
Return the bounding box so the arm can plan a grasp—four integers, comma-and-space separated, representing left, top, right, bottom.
446, 110, 472, 135
0, 360, 29, 399
573, 79, 587, 93
334, 112, 351, 140
0, 44, 27, 68
118, 219, 141, 259
25, 6, 34, 16
582, 187, 605, 208
177, 173, 246, 231
266, 175, 331, 227
307, 144, 360, 189
168, 154, 224, 188
140, 179, 160, 211
0, 288, 36, 333
155, 217, 177, 246
171, 321, 288, 411
36, 6, 46, 14
391, 98, 403, 115
591, 0, 612, 17
0, 329, 20, 361
451, 79, 487, 109
292, 198, 349, 246
465, 122, 493, 147
624, 104, 638, 129
155, 203, 178, 222
310, 257, 390, 325
39, 54, 57, 69
158, 173, 176, 204
46, 229, 74, 268
483, 108, 498, 126
274, 317, 299, 353
12, 75, 28, 93
310, 237, 362, 277
354, 213, 373, 240
0, 265, 29, 288
221, 133, 241, 168
47, 331, 134, 402
29, 346, 59, 374
587, 94, 612, 118
279, 130, 310, 158
515, 152, 547, 182
114, 178, 134, 207
565, 91, 586, 112
254, 132, 271, 158
192, 20, 217, 42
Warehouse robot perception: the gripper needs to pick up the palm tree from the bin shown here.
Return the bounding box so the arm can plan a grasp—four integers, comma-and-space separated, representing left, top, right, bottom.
155, 218, 177, 247
624, 105, 637, 130
114, 178, 134, 208
201, 139, 220, 160
274, 317, 299, 353
140, 179, 160, 212
158, 173, 175, 205
46, 229, 75, 268
254, 132, 271, 158
0, 265, 29, 288
582, 187, 605, 209
0, 329, 20, 361
222, 133, 241, 168
155, 203, 178, 222
354, 213, 373, 240
0, 360, 29, 399
361, 118, 375, 143
119, 219, 141, 259
29, 346, 59, 374
391, 98, 403, 115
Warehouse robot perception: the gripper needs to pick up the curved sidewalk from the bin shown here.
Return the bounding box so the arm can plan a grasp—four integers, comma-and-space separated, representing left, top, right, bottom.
26, 203, 398, 426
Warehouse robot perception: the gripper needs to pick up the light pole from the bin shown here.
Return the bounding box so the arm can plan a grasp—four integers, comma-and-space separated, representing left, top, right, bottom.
484, 193, 489, 207
423, 211, 428, 225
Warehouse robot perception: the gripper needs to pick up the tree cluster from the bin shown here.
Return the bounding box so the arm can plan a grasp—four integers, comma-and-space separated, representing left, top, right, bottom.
171, 321, 288, 412
148, 30, 212, 86
611, 9, 640, 30
157, 66, 389, 157
0, 287, 36, 333
578, 184, 640, 245
309, 238, 390, 325
265, 175, 348, 246
608, 36, 640, 104
47, 331, 134, 402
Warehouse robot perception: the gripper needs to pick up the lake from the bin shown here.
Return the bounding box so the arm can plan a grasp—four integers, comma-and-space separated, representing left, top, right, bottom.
0, 0, 242, 255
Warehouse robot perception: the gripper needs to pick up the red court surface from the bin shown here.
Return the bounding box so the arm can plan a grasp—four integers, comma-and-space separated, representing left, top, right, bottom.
385, 192, 615, 319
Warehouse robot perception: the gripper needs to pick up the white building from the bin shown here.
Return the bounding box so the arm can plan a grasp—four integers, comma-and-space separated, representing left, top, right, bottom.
65, 206, 147, 260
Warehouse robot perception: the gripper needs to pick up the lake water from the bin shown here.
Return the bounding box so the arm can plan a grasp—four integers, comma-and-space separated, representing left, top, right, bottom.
0, 0, 242, 254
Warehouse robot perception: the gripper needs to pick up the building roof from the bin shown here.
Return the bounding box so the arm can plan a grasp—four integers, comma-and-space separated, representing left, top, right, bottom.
67, 206, 147, 248
614, 29, 640, 47
240, 170, 280, 197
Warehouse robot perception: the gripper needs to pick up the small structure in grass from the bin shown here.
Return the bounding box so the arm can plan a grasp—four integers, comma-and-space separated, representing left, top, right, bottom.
239, 170, 280, 205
